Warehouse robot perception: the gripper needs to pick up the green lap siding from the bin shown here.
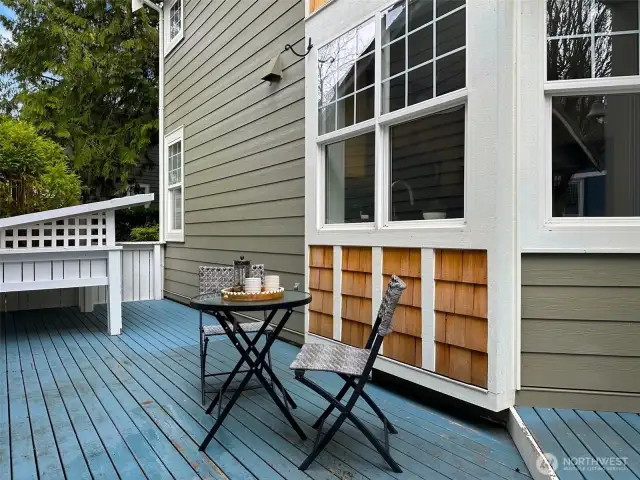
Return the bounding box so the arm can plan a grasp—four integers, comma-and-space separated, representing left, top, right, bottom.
518, 254, 640, 413
162, 0, 305, 343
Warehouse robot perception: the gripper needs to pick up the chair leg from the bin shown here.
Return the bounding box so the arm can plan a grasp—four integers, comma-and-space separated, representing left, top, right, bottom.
201, 336, 209, 405
311, 380, 351, 429
358, 389, 398, 434
299, 413, 347, 471
347, 411, 403, 473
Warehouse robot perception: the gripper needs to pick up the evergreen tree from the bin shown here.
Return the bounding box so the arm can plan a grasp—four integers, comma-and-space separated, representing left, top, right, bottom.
0, 0, 158, 199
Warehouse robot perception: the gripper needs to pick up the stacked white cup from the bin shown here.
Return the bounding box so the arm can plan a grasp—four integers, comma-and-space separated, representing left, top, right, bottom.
264, 275, 280, 292
244, 277, 262, 294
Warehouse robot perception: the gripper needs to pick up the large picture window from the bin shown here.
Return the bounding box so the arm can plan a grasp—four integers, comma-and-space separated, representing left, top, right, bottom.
546, 0, 640, 218
318, 0, 467, 227
165, 127, 184, 241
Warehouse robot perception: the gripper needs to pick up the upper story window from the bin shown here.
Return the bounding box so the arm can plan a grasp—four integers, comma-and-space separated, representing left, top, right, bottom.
165, 0, 184, 54
546, 0, 640, 218
165, 127, 184, 241
318, 1, 467, 226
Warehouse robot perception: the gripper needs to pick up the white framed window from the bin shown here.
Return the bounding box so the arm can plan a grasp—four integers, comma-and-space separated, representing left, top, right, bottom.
165, 127, 184, 242
317, 0, 467, 229
520, 0, 640, 251
165, 0, 184, 54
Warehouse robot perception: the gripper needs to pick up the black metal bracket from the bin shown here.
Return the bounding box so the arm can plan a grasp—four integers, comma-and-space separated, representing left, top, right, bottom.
285, 38, 313, 58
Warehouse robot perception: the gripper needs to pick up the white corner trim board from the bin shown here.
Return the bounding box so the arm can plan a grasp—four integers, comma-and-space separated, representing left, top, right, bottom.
507, 407, 559, 480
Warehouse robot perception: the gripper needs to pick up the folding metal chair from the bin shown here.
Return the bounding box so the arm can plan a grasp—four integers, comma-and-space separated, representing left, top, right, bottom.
290, 275, 406, 473
198, 265, 273, 405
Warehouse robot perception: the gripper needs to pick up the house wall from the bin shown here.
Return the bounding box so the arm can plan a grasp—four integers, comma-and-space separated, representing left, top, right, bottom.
517, 254, 640, 413
162, 0, 306, 343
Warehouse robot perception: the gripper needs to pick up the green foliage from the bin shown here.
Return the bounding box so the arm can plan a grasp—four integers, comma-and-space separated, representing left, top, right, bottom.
0, 118, 82, 217
130, 223, 159, 242
115, 205, 159, 241
0, 0, 159, 198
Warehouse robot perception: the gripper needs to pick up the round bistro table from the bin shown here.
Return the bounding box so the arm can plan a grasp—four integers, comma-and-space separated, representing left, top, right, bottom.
191, 290, 312, 452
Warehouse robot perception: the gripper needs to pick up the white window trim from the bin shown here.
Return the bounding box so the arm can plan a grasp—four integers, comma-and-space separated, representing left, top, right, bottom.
165, 126, 185, 242
164, 0, 184, 55
519, 0, 640, 252
127, 183, 152, 208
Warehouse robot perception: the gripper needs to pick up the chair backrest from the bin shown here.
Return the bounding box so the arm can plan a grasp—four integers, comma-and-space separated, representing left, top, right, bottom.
199, 266, 234, 294
198, 264, 266, 294
365, 275, 406, 349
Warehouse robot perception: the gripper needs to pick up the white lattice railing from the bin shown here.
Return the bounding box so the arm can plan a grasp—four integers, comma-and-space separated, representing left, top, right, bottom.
0, 213, 108, 250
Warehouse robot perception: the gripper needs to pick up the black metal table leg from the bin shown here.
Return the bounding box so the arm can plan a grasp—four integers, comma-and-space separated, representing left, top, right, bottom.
199, 308, 306, 452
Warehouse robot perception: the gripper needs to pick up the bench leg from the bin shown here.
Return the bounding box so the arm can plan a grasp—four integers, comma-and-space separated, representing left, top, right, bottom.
79, 287, 95, 313
107, 250, 122, 335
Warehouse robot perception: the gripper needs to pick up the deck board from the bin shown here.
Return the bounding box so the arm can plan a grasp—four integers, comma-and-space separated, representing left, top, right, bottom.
517, 406, 640, 479
1, 300, 530, 480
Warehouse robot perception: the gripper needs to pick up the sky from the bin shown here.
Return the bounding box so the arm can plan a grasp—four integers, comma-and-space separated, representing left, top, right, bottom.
0, 3, 15, 41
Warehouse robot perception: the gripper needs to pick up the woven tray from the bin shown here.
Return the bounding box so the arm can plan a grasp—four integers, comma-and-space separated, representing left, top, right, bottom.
221, 287, 284, 302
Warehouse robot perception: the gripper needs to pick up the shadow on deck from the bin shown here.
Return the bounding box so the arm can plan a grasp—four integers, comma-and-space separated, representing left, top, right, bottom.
1, 300, 531, 479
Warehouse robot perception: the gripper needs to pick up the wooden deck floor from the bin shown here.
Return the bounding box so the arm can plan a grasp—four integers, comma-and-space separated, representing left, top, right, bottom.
0, 299, 531, 479
518, 407, 640, 479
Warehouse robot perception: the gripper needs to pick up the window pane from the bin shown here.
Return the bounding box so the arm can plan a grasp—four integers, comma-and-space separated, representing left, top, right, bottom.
318, 104, 336, 135
168, 141, 182, 186
355, 54, 375, 90
382, 40, 406, 79
336, 96, 355, 129
594, 34, 639, 77
436, 0, 465, 17
408, 24, 433, 68
551, 93, 640, 217
546, 0, 592, 36
547, 37, 591, 80
390, 106, 465, 221
318, 46, 337, 107
356, 87, 375, 123
170, 0, 182, 40
382, 75, 406, 113
409, 0, 433, 32
326, 133, 376, 224
408, 63, 434, 105
436, 50, 465, 96
383, 1, 406, 45
171, 187, 183, 230
436, 8, 465, 56
337, 64, 355, 98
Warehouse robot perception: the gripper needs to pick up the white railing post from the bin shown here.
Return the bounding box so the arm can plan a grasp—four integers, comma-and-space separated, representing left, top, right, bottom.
153, 244, 163, 300
107, 249, 122, 335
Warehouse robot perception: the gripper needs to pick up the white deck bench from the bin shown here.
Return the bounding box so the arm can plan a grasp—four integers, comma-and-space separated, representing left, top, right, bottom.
0, 195, 154, 335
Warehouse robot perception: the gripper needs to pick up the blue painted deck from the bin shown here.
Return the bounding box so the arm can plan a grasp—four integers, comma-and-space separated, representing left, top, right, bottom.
0, 299, 531, 479
518, 407, 640, 479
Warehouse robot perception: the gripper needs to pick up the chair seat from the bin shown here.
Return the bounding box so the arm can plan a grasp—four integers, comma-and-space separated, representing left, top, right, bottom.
203, 322, 273, 336
290, 343, 370, 377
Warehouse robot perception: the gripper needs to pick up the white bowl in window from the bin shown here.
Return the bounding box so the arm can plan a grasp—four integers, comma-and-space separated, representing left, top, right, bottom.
422, 212, 447, 220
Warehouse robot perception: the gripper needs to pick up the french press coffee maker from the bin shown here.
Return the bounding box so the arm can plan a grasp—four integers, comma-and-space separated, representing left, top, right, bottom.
233, 255, 251, 289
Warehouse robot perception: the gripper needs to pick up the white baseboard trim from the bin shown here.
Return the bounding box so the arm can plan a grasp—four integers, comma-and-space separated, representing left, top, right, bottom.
507, 407, 558, 480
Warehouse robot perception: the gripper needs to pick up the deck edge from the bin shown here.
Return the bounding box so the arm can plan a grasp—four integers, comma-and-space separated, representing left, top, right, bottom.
507, 407, 558, 480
